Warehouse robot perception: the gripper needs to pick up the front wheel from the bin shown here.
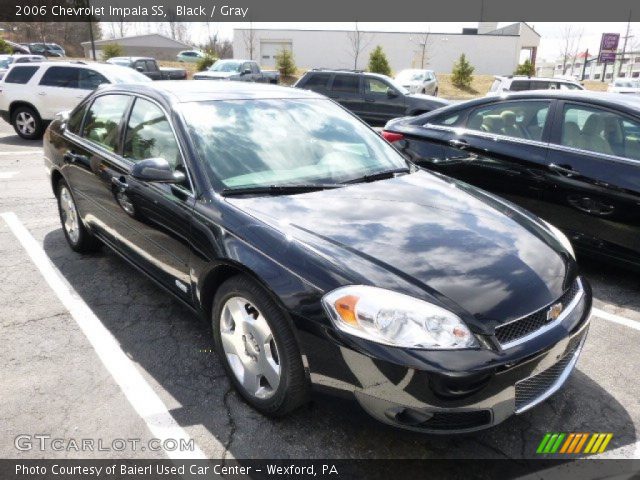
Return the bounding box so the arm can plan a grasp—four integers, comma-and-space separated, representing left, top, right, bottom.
57, 179, 101, 253
212, 275, 310, 416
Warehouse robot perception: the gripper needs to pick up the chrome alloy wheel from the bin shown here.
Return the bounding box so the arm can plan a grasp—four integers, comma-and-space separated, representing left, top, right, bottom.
60, 187, 80, 244
220, 296, 281, 399
15, 111, 36, 135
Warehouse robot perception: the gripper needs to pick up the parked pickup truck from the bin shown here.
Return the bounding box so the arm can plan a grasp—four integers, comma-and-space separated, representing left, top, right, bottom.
106, 57, 187, 80
193, 59, 279, 84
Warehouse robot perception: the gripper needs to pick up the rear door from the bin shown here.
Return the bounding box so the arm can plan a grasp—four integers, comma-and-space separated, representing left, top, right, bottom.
37, 66, 89, 119
327, 74, 364, 118
418, 99, 555, 213
362, 76, 406, 125
545, 101, 640, 263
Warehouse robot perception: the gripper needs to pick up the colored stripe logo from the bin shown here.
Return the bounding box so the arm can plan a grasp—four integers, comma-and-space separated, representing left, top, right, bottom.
537, 433, 613, 454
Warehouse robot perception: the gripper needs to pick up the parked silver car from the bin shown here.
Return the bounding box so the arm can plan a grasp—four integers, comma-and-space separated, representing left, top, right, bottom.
395, 69, 438, 96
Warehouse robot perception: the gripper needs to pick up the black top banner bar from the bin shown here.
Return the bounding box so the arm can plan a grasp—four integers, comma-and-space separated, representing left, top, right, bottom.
1, 0, 639, 22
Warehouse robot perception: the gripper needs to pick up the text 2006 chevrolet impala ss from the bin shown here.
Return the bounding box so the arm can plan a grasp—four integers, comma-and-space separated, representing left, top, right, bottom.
43, 81, 591, 433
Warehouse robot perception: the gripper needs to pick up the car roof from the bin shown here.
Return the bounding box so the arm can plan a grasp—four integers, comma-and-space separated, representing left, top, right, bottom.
307, 69, 390, 80
97, 80, 324, 103
494, 76, 578, 83
109, 57, 153, 62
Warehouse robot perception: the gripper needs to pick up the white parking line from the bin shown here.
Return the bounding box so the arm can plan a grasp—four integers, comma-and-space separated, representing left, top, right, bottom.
0, 150, 42, 156
592, 307, 640, 332
0, 212, 208, 460
0, 171, 19, 179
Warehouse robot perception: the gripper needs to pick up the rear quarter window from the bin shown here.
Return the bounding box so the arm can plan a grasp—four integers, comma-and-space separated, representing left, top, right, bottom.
4, 66, 39, 84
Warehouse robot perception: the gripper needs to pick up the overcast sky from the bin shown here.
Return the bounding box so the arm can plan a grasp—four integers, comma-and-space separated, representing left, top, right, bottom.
112, 22, 640, 60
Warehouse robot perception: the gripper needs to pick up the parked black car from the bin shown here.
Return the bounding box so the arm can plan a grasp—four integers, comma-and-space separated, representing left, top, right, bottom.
106, 57, 187, 80
383, 91, 640, 270
295, 69, 449, 126
44, 81, 590, 433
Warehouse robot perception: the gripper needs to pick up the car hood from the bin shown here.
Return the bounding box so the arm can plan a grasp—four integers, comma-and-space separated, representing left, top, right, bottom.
227, 171, 572, 325
193, 71, 235, 79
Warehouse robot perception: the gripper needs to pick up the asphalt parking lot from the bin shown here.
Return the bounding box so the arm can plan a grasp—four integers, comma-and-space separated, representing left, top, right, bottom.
1, 120, 639, 461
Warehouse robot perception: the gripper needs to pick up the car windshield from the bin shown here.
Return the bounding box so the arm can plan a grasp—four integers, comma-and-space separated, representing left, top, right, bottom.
396, 70, 425, 82
106, 67, 152, 83
209, 60, 243, 72
182, 98, 408, 190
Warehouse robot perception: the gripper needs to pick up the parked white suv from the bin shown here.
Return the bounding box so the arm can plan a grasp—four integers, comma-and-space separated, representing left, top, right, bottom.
0, 61, 150, 139
607, 78, 640, 94
487, 76, 584, 96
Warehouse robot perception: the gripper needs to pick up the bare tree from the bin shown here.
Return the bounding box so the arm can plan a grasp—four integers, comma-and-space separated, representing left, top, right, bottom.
346, 22, 372, 70
165, 8, 189, 44
559, 25, 583, 75
242, 22, 257, 60
411, 27, 431, 69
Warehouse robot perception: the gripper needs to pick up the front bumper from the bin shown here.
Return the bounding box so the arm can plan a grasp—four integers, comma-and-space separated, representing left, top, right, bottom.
298, 279, 591, 433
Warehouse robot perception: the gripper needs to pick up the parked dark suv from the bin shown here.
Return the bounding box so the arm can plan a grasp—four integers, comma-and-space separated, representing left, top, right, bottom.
295, 69, 448, 126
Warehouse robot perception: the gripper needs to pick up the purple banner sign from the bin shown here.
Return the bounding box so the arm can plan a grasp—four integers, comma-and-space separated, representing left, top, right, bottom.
599, 33, 620, 63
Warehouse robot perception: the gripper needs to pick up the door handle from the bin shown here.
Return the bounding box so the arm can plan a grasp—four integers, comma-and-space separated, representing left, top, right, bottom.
112, 176, 129, 191
63, 151, 86, 164
448, 139, 469, 149
37, 92, 46, 96
365, 99, 375, 103
549, 163, 579, 176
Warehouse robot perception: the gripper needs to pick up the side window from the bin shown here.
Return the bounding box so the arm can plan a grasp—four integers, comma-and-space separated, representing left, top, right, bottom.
331, 74, 359, 93
364, 77, 393, 95
530, 80, 550, 90
67, 103, 88, 134
430, 112, 460, 126
4, 66, 39, 84
145, 60, 158, 72
302, 73, 331, 91
509, 80, 530, 91
134, 60, 146, 71
251, 62, 260, 74
123, 98, 182, 169
39, 67, 80, 88
78, 69, 109, 90
560, 104, 640, 159
466, 101, 550, 141
82, 95, 130, 152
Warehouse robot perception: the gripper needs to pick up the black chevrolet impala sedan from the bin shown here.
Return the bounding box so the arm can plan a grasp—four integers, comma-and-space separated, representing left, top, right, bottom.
383, 91, 640, 270
43, 81, 591, 433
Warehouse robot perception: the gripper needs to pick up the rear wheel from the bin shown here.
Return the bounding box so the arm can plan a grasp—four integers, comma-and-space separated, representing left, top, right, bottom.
56, 179, 101, 253
212, 275, 310, 416
12, 106, 44, 140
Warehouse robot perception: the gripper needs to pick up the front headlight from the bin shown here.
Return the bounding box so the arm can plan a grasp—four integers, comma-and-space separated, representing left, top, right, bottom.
322, 286, 478, 349
542, 220, 575, 259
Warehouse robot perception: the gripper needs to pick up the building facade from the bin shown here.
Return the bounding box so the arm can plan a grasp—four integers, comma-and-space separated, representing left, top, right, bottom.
233, 23, 540, 75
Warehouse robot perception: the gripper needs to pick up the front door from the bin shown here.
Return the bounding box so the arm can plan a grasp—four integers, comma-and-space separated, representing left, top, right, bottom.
544, 101, 640, 263
362, 76, 406, 125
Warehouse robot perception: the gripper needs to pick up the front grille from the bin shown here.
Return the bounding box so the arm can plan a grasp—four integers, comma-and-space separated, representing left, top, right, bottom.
514, 340, 581, 412
419, 410, 492, 431
495, 280, 581, 347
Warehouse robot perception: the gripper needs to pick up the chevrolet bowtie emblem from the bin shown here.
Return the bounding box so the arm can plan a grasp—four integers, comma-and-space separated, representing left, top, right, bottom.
547, 303, 563, 322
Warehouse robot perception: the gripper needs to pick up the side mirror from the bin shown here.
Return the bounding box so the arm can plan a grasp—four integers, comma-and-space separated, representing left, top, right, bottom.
135, 66, 144, 72
55, 110, 70, 123
242, 68, 252, 75
387, 89, 399, 98
131, 158, 186, 184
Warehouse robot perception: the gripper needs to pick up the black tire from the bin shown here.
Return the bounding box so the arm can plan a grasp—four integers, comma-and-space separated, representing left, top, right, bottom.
212, 275, 310, 416
56, 179, 101, 253
11, 105, 44, 140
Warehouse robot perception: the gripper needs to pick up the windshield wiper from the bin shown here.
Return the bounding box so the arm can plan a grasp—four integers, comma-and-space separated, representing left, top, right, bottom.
221, 184, 343, 196
343, 167, 412, 184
